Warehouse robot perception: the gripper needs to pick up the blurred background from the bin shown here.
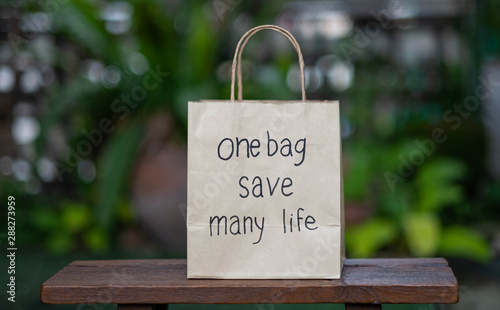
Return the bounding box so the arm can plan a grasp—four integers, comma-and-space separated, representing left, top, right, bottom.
1, 0, 500, 309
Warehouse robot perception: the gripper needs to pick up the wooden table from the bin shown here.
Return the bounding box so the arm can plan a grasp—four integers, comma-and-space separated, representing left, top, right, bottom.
41, 258, 458, 310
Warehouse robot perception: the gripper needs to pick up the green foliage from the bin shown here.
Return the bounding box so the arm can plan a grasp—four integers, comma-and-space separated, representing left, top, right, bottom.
55, 0, 122, 64
439, 226, 492, 263
83, 226, 110, 254
95, 123, 144, 229
346, 218, 398, 258
46, 232, 76, 255
338, 3, 496, 261
481, 0, 500, 57
33, 0, 180, 253
414, 159, 466, 212
61, 202, 92, 233
344, 152, 491, 261
30, 206, 59, 232
25, 198, 130, 255
403, 212, 441, 257
11, 0, 496, 261
343, 144, 374, 201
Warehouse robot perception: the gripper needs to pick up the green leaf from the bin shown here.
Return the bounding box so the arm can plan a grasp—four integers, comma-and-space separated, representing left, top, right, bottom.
60, 203, 92, 233
403, 212, 441, 257
343, 145, 374, 201
418, 185, 463, 212
346, 218, 398, 258
94, 123, 144, 229
38, 78, 99, 148
83, 226, 109, 254
439, 226, 492, 263
379, 183, 414, 221
30, 207, 59, 231
185, 6, 217, 83
54, 0, 122, 64
46, 233, 76, 255
415, 158, 466, 212
116, 199, 135, 225
416, 159, 466, 187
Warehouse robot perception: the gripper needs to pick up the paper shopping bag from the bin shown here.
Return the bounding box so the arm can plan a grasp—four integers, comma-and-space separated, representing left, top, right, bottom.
187, 25, 344, 279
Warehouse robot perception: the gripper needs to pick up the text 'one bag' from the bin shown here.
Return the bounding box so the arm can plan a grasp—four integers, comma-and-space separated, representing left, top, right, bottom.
187, 25, 344, 279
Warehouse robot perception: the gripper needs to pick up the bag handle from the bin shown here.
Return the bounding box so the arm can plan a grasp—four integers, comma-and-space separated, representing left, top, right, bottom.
230, 25, 306, 102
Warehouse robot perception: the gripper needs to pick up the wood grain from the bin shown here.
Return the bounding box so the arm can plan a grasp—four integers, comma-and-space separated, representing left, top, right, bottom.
41, 258, 458, 305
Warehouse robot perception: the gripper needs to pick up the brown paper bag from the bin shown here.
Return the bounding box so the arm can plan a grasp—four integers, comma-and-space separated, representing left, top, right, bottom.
187, 25, 344, 279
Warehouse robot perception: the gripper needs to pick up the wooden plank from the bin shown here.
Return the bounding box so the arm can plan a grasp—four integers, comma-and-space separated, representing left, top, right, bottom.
41, 258, 458, 305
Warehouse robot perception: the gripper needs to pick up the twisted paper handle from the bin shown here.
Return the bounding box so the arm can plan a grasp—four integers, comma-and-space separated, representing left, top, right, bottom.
230, 25, 306, 102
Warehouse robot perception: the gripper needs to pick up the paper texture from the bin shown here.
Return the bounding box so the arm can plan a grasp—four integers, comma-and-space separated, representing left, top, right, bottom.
187, 100, 344, 279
